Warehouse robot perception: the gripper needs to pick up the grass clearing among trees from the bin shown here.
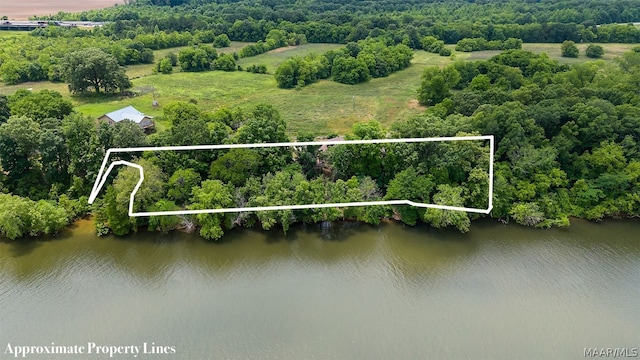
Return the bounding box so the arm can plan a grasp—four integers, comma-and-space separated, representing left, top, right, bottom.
1, 43, 636, 136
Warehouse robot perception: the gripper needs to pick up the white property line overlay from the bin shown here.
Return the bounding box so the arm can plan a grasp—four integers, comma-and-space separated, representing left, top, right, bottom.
88, 136, 494, 216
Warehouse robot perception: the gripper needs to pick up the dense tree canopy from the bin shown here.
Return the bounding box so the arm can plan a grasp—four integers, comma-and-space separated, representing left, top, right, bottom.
62, 48, 132, 94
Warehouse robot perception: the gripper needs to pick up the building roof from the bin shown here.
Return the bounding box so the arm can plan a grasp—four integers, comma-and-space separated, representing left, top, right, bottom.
103, 106, 153, 124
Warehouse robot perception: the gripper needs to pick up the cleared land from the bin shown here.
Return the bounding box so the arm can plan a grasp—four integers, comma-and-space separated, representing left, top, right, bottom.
237, 43, 344, 73
76, 48, 448, 135
464, 43, 638, 63
1, 42, 635, 135
1, 0, 123, 20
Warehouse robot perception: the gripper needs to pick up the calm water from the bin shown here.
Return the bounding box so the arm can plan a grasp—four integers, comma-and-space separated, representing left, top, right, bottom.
1, 219, 639, 359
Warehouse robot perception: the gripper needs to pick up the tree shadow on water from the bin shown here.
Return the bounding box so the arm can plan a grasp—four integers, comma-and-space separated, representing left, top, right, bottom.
3, 238, 42, 258
275, 221, 372, 243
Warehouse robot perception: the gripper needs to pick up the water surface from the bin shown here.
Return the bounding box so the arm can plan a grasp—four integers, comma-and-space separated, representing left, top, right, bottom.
1, 219, 639, 359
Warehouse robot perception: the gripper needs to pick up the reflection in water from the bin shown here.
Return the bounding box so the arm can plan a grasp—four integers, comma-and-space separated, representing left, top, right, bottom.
1, 218, 639, 359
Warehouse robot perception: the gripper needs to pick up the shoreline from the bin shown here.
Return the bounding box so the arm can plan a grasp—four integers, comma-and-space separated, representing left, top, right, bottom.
3, 213, 639, 243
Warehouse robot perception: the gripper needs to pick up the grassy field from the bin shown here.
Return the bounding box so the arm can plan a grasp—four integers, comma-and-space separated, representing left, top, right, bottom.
2, 42, 637, 136
76, 49, 454, 135
463, 43, 638, 64
237, 43, 344, 73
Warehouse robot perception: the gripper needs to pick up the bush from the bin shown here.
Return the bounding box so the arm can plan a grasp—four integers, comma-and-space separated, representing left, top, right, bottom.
561, 40, 579, 58
213, 34, 231, 48
439, 47, 452, 56
585, 44, 604, 58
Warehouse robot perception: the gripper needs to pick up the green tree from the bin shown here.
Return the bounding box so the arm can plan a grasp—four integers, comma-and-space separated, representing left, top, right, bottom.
0, 194, 31, 240
275, 60, 296, 88
212, 53, 236, 71
213, 34, 231, 48
210, 149, 261, 186
423, 185, 470, 232
0, 94, 10, 123
385, 167, 435, 225
39, 120, 71, 190
62, 113, 104, 197
331, 55, 370, 84
112, 120, 147, 149
0, 116, 43, 196
62, 48, 131, 94
166, 168, 201, 205
148, 200, 181, 233
418, 65, 460, 105
8, 90, 72, 122
189, 180, 235, 240
157, 57, 173, 74
510, 202, 545, 227
561, 40, 579, 58
235, 104, 291, 172
585, 44, 604, 58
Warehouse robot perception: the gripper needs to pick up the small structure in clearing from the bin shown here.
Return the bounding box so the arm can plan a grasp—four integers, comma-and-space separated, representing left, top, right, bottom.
98, 106, 154, 132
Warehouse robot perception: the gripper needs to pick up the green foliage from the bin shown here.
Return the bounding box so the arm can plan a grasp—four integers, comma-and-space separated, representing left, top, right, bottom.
0, 94, 10, 123
418, 65, 461, 105
148, 200, 181, 233
62, 48, 131, 94
167, 168, 201, 205
585, 44, 605, 58
455, 37, 522, 52
156, 57, 173, 74
331, 55, 370, 85
210, 149, 261, 186
510, 202, 545, 227
212, 53, 237, 71
189, 180, 235, 240
213, 34, 231, 48
62, 113, 104, 197
0, 116, 43, 197
8, 90, 72, 122
113, 120, 148, 149
385, 167, 434, 225
561, 40, 579, 58
178, 45, 217, 72
423, 185, 470, 233
0, 193, 70, 240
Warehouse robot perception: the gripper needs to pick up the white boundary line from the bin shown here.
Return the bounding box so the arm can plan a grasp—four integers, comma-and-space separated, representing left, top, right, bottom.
88, 136, 494, 216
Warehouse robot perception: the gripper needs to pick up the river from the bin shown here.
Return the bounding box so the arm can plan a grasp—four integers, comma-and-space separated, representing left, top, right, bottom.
1, 219, 639, 359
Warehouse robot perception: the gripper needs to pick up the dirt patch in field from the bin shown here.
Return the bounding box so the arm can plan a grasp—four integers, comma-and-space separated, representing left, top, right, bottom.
408, 99, 426, 110
270, 46, 298, 53
3, 0, 124, 20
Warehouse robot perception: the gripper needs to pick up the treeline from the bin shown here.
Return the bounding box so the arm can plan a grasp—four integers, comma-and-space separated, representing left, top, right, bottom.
32, 0, 640, 46
455, 38, 523, 52
89, 101, 488, 239
173, 29, 304, 74
0, 34, 155, 84
417, 47, 640, 224
275, 38, 413, 88
0, 26, 306, 84
41, 0, 640, 32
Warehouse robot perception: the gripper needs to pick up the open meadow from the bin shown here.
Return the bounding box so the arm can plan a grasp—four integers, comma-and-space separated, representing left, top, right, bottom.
0, 42, 636, 135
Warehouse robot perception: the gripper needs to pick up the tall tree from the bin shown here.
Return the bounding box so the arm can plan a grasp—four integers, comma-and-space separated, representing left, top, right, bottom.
62, 48, 131, 94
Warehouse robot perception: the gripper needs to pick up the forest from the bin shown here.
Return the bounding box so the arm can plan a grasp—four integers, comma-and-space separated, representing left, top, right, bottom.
0, 0, 639, 240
